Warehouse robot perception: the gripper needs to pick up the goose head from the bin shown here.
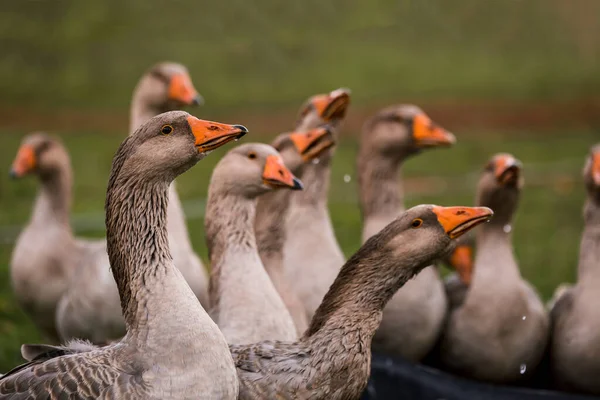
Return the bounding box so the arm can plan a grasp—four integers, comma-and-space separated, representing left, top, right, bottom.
112, 110, 247, 183
135, 62, 203, 110
583, 144, 600, 201
296, 88, 351, 131
210, 143, 303, 199
361, 104, 455, 162
10, 133, 70, 180
367, 205, 492, 279
476, 153, 523, 225
271, 126, 336, 172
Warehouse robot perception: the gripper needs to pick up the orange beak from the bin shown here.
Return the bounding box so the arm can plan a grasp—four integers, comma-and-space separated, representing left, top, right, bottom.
494, 154, 522, 185
289, 127, 335, 161
412, 113, 456, 147
432, 206, 493, 239
449, 245, 474, 285
186, 116, 248, 153
169, 73, 203, 105
592, 151, 600, 186
263, 154, 303, 190
311, 88, 351, 120
10, 144, 36, 178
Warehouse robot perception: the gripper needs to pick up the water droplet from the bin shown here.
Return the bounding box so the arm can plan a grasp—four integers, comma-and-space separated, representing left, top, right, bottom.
503, 224, 512, 233
520, 364, 527, 374
234, 138, 239, 142
343, 174, 351, 183
522, 315, 527, 321
312, 158, 320, 165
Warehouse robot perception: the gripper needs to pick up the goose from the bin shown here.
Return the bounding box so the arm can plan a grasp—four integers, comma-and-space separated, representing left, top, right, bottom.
231, 205, 493, 399
206, 143, 302, 344
255, 126, 335, 335
439, 153, 549, 383
9, 133, 79, 342
0, 111, 246, 399
357, 104, 456, 361
550, 144, 600, 395
283, 89, 351, 321
56, 62, 209, 343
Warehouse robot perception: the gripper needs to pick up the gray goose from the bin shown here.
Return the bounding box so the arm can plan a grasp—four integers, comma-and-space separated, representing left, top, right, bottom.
357, 104, 456, 361
9, 133, 79, 342
255, 126, 335, 335
550, 144, 600, 395
206, 143, 302, 344
231, 205, 493, 399
56, 62, 209, 343
283, 89, 351, 321
0, 111, 246, 399
439, 153, 549, 383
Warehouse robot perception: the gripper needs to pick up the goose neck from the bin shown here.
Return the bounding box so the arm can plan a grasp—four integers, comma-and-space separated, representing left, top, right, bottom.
357, 149, 404, 241
31, 166, 73, 227
578, 198, 600, 283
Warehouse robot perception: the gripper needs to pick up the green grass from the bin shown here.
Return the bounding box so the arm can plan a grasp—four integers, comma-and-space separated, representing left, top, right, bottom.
1, 0, 600, 112
0, 127, 597, 371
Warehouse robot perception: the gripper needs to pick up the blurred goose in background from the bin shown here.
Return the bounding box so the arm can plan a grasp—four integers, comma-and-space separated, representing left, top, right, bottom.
231, 205, 493, 399
357, 105, 456, 361
255, 127, 336, 335
282, 88, 351, 321
56, 62, 208, 343
442, 234, 475, 309
206, 144, 301, 344
550, 144, 600, 395
0, 112, 246, 398
440, 153, 549, 383
9, 134, 82, 342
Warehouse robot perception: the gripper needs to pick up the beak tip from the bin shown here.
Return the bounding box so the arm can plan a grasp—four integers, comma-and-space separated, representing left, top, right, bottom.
233, 124, 249, 134
292, 177, 304, 191
191, 95, 204, 106
9, 169, 18, 179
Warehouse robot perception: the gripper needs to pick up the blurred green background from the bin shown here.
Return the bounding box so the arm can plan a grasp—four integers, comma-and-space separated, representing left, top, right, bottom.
0, 0, 599, 371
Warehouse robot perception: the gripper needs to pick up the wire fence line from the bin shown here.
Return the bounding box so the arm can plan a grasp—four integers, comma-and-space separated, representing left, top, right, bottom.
0, 157, 585, 245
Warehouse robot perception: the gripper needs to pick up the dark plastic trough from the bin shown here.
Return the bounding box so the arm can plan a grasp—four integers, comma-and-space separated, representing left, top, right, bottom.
360, 353, 598, 400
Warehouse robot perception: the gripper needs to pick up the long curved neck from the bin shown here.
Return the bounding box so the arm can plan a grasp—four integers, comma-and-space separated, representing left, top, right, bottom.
471, 221, 520, 295
31, 165, 73, 227
106, 176, 172, 329
578, 197, 600, 284
358, 147, 404, 242
206, 190, 257, 313
255, 189, 291, 276
292, 154, 332, 206
305, 243, 417, 340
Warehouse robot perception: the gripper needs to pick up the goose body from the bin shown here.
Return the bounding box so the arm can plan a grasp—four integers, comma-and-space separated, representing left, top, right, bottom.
358, 105, 455, 361
207, 144, 300, 344
550, 145, 600, 394
440, 153, 549, 383
56, 62, 209, 343
0, 111, 246, 398
282, 89, 351, 320
232, 205, 493, 399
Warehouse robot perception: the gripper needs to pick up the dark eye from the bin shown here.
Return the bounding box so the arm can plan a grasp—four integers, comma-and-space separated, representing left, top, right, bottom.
411, 218, 423, 228
248, 152, 257, 159
161, 125, 173, 135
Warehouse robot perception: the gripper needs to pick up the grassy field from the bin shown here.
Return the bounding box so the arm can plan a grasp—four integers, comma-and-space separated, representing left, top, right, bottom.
0, 126, 597, 371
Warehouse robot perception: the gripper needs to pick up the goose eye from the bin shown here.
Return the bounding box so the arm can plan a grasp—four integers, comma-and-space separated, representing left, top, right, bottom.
161, 125, 173, 135
248, 152, 257, 160
411, 218, 423, 228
